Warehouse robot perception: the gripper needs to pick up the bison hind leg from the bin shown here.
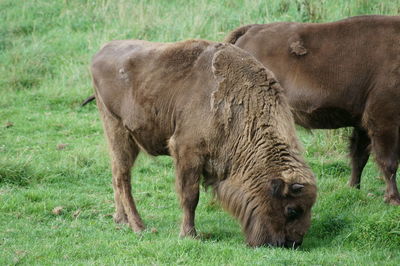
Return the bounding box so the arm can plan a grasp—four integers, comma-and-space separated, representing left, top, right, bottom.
349, 127, 371, 189
97, 97, 145, 232
369, 126, 400, 205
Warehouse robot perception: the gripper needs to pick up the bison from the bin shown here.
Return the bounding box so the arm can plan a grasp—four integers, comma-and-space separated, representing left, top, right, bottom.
225, 15, 400, 205
90, 40, 317, 247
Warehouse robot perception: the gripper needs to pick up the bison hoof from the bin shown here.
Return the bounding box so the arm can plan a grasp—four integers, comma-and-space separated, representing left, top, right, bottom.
384, 195, 400, 206
132, 223, 146, 233
179, 227, 197, 238
348, 181, 360, 189
113, 212, 128, 224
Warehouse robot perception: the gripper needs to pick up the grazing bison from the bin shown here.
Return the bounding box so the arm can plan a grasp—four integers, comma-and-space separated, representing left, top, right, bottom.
225, 15, 400, 205
91, 40, 317, 247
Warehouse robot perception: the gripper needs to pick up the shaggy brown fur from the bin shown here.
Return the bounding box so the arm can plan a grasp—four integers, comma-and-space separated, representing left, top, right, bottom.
91, 40, 316, 247
226, 15, 400, 205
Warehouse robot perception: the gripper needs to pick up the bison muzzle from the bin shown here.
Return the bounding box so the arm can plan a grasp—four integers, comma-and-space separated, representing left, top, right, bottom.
91, 40, 317, 247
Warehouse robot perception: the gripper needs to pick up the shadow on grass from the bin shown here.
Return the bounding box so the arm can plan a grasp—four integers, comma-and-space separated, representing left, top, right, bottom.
197, 230, 239, 243
0, 161, 34, 186
302, 214, 350, 250
310, 161, 351, 178
195, 214, 349, 249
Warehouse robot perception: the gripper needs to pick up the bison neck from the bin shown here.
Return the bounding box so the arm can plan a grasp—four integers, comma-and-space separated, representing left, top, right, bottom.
203, 87, 313, 232
205, 83, 308, 183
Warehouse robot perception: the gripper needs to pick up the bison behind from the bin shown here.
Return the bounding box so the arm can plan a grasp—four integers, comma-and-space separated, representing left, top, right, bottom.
226, 15, 400, 205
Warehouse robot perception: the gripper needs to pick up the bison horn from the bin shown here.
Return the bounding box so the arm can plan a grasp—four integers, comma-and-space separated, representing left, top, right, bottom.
270, 178, 284, 197
291, 183, 304, 193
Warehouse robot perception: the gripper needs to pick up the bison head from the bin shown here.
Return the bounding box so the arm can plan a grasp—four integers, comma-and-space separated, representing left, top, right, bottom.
217, 176, 316, 248
217, 178, 316, 248
247, 178, 316, 248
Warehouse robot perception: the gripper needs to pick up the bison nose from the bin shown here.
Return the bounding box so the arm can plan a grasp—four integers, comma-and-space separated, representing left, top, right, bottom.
264, 240, 285, 248
284, 239, 302, 249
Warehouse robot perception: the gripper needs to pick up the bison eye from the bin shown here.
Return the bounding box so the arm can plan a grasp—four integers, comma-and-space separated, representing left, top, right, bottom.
286, 207, 302, 220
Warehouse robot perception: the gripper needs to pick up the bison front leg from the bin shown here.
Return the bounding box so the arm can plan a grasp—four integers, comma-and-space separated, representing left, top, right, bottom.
176, 165, 201, 237
349, 127, 371, 188
169, 140, 203, 237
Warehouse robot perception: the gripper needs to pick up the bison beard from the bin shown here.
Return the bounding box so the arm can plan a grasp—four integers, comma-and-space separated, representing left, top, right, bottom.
91, 40, 316, 247
226, 15, 400, 205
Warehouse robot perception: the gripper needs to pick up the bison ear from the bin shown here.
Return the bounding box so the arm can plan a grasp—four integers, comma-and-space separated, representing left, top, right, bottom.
270, 178, 285, 197
288, 34, 308, 56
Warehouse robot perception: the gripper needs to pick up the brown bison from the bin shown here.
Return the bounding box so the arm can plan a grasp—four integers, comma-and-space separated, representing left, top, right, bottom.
226, 15, 400, 205
91, 40, 317, 247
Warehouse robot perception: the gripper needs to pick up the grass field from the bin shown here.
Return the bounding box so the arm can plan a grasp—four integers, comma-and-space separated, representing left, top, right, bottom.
1, 0, 400, 264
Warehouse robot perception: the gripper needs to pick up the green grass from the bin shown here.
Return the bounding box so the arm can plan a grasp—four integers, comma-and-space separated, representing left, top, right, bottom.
1, 0, 400, 264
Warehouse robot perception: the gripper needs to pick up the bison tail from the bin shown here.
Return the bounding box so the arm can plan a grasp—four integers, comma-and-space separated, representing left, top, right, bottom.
224, 24, 255, 44
80, 95, 96, 107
